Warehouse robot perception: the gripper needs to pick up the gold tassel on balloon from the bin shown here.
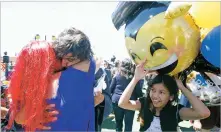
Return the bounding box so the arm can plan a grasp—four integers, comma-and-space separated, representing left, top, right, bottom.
165, 2, 192, 19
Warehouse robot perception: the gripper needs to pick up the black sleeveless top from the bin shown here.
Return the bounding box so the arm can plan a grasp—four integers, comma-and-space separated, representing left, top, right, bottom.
138, 97, 184, 132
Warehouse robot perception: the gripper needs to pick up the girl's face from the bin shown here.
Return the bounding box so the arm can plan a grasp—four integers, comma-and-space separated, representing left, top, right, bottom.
149, 83, 173, 109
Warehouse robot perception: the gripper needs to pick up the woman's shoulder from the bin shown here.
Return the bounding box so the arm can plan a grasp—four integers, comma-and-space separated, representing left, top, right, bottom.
170, 104, 185, 123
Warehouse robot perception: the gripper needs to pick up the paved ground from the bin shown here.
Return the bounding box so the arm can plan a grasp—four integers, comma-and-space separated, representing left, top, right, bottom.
102, 111, 196, 132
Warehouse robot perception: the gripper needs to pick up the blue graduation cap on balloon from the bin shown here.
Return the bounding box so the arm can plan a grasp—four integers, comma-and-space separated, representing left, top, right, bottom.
201, 25, 220, 68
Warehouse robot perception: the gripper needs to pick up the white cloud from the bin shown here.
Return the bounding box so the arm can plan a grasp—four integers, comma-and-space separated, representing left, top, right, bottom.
1, 2, 129, 60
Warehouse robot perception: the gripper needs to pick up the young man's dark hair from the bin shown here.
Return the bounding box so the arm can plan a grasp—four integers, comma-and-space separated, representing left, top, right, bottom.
53, 27, 94, 61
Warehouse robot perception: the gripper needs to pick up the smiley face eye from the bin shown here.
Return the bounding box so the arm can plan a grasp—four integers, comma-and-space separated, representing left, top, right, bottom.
150, 42, 168, 56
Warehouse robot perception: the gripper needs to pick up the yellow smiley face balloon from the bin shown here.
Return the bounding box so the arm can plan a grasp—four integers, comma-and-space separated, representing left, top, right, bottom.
113, 2, 201, 75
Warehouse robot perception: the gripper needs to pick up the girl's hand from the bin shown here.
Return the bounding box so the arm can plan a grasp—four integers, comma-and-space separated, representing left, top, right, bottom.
37, 104, 59, 130
134, 59, 157, 81
175, 78, 185, 90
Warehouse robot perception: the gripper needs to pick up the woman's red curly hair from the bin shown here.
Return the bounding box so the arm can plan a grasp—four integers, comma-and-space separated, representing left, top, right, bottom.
7, 41, 58, 131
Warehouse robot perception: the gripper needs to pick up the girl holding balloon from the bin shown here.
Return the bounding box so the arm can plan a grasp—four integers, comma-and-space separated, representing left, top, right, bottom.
118, 60, 210, 132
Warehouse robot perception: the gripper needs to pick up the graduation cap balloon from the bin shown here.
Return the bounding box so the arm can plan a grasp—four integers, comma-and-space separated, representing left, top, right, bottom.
111, 1, 201, 76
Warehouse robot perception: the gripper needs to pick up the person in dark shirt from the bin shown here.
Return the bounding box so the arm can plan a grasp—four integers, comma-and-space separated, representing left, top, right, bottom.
104, 60, 112, 85
110, 58, 143, 132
